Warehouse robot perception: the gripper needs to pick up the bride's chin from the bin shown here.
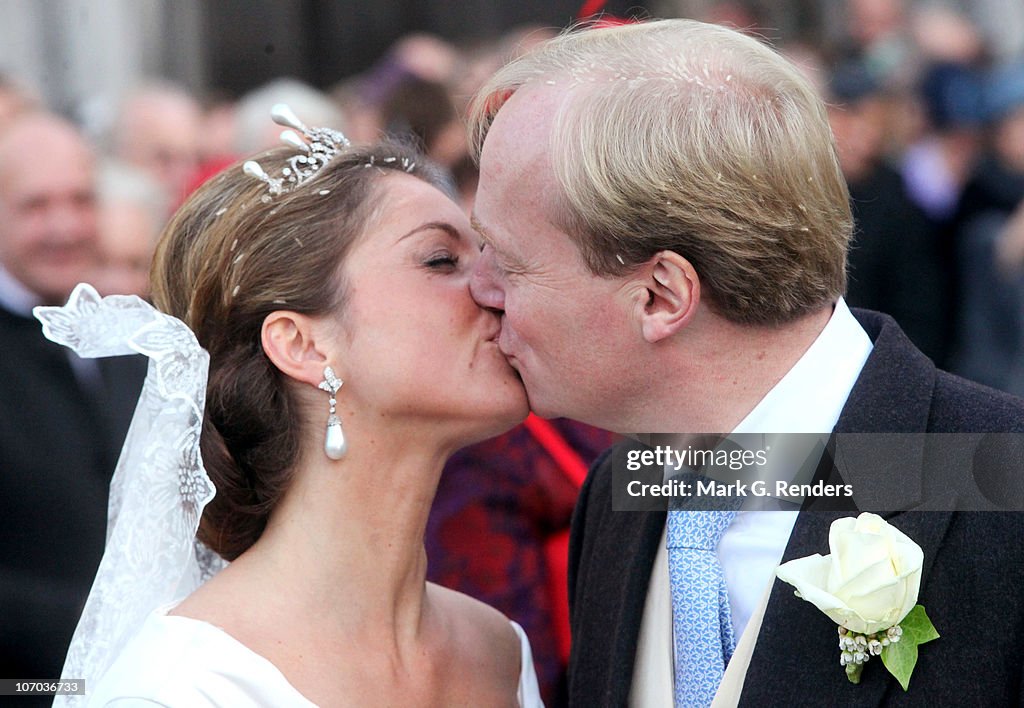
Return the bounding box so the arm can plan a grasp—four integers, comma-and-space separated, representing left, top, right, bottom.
455, 402, 529, 449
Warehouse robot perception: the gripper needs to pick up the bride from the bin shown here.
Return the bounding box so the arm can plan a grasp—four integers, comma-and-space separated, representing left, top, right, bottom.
39, 108, 541, 706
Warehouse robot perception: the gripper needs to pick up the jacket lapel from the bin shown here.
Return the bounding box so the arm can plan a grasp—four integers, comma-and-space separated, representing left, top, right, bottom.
740, 310, 944, 706
575, 506, 666, 705
569, 441, 668, 705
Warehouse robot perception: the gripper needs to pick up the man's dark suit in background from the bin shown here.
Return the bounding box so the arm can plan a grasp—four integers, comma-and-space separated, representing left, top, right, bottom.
0, 112, 147, 700
0, 303, 145, 688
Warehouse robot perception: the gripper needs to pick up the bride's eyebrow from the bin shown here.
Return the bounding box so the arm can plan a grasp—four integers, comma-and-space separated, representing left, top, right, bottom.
397, 221, 461, 243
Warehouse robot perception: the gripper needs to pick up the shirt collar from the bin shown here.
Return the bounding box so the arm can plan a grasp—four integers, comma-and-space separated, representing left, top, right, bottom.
0, 265, 43, 317
733, 298, 873, 435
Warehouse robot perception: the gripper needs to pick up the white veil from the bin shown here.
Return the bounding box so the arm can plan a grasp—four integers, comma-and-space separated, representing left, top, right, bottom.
34, 283, 227, 705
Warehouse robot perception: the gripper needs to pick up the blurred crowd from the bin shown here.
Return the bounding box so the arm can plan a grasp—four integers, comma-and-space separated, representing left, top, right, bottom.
685, 0, 1024, 395
1, 1, 1024, 706
1, 2, 1021, 392
792, 0, 1024, 396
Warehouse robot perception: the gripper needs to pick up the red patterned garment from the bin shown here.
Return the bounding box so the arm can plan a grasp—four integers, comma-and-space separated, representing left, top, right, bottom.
426, 418, 616, 707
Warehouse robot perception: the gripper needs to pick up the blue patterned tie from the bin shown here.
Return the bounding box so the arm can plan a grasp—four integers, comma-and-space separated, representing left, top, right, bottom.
667, 506, 740, 707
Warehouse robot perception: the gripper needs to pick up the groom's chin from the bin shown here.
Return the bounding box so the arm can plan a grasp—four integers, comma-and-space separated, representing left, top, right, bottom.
526, 394, 567, 422
516, 370, 577, 421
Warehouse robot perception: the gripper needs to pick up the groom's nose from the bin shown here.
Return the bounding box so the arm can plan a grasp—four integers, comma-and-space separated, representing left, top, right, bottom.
470, 247, 505, 312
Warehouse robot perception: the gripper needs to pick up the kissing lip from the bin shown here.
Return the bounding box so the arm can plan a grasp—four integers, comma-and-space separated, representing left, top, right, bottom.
497, 339, 515, 363
483, 319, 503, 343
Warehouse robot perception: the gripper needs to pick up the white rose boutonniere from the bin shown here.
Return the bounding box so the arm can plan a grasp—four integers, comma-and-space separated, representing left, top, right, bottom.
776, 513, 939, 689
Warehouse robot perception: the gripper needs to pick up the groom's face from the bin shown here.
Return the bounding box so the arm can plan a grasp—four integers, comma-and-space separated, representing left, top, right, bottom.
470, 87, 639, 427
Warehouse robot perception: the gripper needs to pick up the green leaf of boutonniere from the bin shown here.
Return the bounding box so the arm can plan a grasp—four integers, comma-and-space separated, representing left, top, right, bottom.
881, 606, 940, 691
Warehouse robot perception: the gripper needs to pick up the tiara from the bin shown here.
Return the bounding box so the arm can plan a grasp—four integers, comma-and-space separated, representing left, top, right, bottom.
243, 104, 350, 198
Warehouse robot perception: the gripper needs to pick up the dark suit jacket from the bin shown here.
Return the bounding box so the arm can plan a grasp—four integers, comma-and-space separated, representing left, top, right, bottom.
567, 309, 1024, 706
0, 303, 146, 691
846, 164, 946, 364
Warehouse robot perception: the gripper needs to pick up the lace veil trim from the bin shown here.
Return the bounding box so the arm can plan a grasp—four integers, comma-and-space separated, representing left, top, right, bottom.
34, 284, 227, 704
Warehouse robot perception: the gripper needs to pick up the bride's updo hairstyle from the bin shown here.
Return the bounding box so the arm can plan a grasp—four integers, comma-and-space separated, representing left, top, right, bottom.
150, 141, 445, 560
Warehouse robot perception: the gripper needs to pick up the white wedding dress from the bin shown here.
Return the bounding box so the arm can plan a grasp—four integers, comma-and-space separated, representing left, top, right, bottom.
85, 610, 544, 707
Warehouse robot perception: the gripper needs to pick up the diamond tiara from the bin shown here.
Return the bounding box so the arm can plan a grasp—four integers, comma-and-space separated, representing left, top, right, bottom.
242, 103, 351, 197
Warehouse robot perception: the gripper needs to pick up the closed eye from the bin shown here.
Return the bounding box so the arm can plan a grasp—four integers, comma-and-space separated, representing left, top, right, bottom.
424, 251, 459, 270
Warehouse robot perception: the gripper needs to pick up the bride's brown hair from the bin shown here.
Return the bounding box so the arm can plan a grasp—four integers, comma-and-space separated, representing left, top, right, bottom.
150, 141, 445, 560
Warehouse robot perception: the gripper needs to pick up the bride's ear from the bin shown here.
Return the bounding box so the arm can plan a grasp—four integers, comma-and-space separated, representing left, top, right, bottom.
261, 311, 334, 386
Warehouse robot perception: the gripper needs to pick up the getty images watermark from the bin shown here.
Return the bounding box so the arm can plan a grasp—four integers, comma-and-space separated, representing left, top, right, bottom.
610, 433, 1024, 512
624, 443, 852, 501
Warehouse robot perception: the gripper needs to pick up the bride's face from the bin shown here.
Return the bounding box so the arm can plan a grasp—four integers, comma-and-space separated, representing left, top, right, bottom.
332, 172, 528, 443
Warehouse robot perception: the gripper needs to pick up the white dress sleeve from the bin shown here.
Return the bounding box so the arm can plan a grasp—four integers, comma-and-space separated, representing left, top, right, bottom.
510, 621, 545, 708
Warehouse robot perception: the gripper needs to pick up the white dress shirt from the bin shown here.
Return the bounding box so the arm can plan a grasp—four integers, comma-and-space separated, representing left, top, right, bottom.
0, 264, 43, 316
0, 266, 101, 388
629, 298, 873, 707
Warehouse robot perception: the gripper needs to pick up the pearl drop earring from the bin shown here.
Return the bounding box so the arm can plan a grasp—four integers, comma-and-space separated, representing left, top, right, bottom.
317, 366, 346, 460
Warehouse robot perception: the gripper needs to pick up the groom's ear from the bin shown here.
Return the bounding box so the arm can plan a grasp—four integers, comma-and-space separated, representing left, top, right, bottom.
631, 250, 700, 343
261, 311, 333, 386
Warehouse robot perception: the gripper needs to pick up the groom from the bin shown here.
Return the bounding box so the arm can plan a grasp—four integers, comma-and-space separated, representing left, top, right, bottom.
468, 19, 1024, 706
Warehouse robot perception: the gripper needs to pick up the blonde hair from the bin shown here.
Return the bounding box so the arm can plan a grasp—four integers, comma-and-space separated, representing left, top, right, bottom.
469, 19, 852, 326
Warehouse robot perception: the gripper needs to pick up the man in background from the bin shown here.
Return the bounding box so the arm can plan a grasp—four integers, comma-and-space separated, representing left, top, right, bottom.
0, 112, 145, 695
826, 61, 946, 362
93, 161, 167, 298
111, 83, 202, 208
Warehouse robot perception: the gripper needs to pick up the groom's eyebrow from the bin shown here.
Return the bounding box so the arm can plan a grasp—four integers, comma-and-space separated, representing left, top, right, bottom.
470, 213, 531, 275
469, 214, 492, 246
